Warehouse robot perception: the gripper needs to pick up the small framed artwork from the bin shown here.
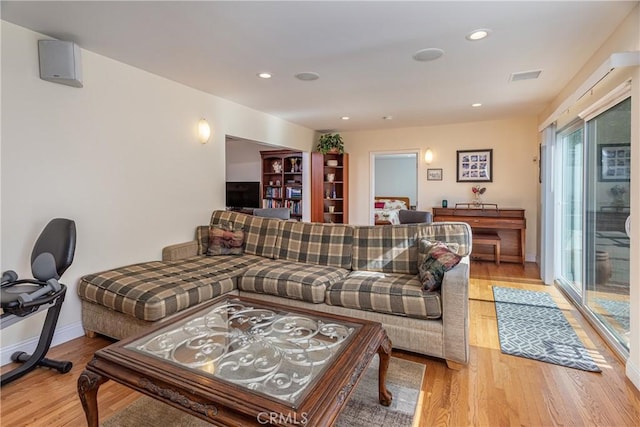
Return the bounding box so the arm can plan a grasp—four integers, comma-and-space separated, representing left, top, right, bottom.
456, 149, 493, 182
427, 168, 443, 181
599, 143, 630, 182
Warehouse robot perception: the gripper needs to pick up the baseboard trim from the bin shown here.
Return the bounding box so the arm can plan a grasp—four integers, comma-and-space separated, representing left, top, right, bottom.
626, 360, 640, 393
1, 321, 85, 366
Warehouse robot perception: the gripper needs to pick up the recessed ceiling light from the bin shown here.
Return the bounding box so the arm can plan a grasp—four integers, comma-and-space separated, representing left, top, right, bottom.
294, 72, 320, 81
382, 116, 393, 120
257, 72, 272, 79
341, 116, 350, 120
466, 29, 491, 41
412, 48, 444, 62
472, 103, 482, 107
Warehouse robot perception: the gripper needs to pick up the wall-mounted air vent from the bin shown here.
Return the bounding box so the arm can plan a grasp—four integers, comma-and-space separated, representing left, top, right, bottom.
510, 70, 542, 82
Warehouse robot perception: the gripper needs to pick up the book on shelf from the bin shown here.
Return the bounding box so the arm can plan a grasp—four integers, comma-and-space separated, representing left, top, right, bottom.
286, 187, 302, 199
265, 187, 282, 198
262, 199, 283, 209
283, 200, 301, 215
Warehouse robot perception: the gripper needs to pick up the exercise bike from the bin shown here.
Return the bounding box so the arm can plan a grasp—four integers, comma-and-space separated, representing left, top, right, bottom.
1, 218, 76, 386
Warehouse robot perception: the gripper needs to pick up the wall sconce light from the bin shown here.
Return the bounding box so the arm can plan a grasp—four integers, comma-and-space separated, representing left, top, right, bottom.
424, 148, 433, 164
197, 118, 211, 144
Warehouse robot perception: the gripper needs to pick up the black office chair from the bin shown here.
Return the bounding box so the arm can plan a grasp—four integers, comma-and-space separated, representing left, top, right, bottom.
398, 210, 433, 224
1, 218, 76, 386
253, 208, 291, 220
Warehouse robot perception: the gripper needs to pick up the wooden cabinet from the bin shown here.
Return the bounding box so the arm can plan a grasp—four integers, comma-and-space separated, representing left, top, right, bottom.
432, 207, 526, 265
311, 152, 349, 223
260, 150, 303, 219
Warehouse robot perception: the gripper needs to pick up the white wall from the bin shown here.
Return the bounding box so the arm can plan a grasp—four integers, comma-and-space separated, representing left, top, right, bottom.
344, 117, 540, 261
374, 156, 417, 206
225, 138, 263, 182
0, 21, 315, 358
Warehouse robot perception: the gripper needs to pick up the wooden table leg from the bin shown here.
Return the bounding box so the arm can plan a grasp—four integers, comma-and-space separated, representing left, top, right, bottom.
377, 335, 393, 406
78, 370, 107, 427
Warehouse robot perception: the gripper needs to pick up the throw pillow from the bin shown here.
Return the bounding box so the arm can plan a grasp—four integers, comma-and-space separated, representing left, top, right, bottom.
418, 239, 460, 264
418, 241, 462, 292
207, 223, 244, 256
384, 199, 408, 210
374, 201, 385, 209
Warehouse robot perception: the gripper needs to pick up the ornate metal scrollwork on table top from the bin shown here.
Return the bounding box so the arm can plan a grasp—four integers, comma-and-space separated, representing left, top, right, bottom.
127, 299, 355, 404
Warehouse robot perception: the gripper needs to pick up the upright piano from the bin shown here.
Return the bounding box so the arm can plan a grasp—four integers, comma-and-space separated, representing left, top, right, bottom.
432, 205, 526, 265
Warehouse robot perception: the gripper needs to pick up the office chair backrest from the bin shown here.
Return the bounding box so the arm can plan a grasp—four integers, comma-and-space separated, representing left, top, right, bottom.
398, 210, 433, 224
31, 218, 76, 280
253, 208, 291, 220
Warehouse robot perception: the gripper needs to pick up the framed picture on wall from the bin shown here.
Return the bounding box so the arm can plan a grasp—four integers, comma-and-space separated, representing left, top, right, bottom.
599, 143, 630, 181
456, 149, 493, 182
427, 168, 443, 181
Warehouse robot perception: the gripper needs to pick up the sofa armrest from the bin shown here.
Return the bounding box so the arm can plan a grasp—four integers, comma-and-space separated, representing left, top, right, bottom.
162, 241, 198, 261
441, 256, 470, 365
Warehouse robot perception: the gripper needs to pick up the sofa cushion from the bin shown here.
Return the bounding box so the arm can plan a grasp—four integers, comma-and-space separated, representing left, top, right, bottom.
325, 271, 442, 320
238, 259, 350, 303
210, 211, 282, 259
276, 222, 353, 269
352, 225, 420, 274
207, 224, 244, 256
78, 255, 263, 321
352, 222, 473, 275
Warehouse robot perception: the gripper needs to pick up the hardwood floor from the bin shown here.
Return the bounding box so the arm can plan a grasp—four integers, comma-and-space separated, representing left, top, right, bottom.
1, 261, 639, 426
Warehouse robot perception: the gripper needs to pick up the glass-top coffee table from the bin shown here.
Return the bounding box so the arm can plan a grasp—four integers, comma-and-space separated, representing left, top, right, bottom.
78, 295, 392, 426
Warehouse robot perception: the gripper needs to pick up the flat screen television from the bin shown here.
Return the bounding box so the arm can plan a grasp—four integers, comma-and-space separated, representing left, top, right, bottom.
226, 181, 261, 209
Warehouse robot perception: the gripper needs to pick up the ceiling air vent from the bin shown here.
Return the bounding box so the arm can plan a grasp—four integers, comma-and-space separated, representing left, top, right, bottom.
510, 70, 542, 82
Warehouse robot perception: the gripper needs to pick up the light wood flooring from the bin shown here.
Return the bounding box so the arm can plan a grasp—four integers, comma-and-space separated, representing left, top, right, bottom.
1, 261, 639, 426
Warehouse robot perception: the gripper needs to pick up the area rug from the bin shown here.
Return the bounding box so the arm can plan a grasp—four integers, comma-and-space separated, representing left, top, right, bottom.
102, 356, 424, 427
492, 286, 601, 372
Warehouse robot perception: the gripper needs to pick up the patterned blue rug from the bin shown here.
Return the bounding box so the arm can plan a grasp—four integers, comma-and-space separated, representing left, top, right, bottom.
492, 287, 601, 372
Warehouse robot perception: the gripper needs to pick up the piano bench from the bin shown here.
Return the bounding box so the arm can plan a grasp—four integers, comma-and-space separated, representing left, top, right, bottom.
474, 233, 501, 266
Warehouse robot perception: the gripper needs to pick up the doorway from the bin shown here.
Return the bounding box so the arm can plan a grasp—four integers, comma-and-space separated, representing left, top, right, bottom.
370, 151, 418, 224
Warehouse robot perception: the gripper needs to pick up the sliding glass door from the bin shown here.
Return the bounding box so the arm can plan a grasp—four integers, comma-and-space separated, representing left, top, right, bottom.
555, 96, 631, 354
584, 97, 631, 350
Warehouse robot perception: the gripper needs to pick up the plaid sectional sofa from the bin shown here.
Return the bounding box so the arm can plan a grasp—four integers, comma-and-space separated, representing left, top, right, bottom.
78, 210, 472, 368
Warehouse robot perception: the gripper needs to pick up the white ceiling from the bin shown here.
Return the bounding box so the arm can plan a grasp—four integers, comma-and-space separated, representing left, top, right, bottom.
2, 1, 637, 132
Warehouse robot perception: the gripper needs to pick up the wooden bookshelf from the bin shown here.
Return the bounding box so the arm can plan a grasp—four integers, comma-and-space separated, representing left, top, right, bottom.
260, 150, 304, 219
311, 152, 349, 223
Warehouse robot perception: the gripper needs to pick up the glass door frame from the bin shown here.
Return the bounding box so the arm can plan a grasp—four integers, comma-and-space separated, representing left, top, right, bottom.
554, 120, 585, 304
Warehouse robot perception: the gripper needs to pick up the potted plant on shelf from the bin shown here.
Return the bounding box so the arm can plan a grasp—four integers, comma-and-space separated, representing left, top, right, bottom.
316, 133, 345, 154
